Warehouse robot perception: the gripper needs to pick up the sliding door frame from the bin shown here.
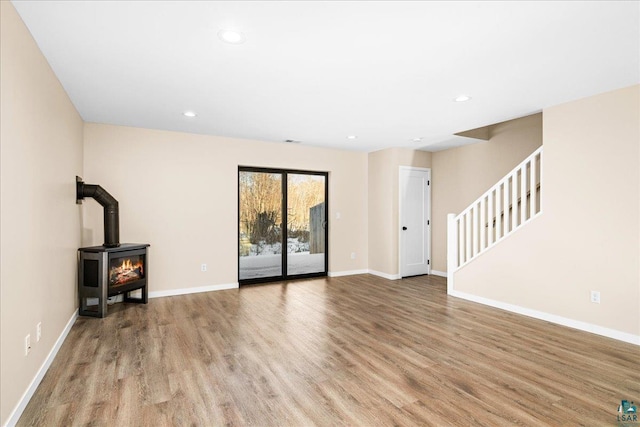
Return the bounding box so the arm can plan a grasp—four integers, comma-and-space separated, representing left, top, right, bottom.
238, 166, 329, 285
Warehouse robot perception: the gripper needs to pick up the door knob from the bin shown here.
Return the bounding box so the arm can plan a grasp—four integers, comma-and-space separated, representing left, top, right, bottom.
402, 226, 407, 230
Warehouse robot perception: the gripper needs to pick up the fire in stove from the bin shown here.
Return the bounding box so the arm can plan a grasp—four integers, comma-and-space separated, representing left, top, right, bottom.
109, 256, 144, 286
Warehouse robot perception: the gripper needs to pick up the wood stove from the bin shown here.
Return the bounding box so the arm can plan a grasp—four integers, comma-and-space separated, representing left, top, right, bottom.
78, 244, 149, 317
76, 177, 150, 317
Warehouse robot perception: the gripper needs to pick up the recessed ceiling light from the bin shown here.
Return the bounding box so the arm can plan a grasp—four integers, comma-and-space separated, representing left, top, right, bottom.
412, 137, 423, 142
454, 95, 472, 102
218, 30, 246, 44
183, 111, 197, 117
347, 135, 358, 140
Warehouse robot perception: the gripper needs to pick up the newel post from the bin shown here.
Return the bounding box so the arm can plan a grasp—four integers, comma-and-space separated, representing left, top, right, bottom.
447, 213, 457, 294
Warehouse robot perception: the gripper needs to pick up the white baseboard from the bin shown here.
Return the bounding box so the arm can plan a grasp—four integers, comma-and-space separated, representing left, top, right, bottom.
4, 309, 79, 427
430, 270, 447, 277
328, 269, 368, 277
368, 270, 401, 280
149, 282, 239, 298
449, 290, 640, 346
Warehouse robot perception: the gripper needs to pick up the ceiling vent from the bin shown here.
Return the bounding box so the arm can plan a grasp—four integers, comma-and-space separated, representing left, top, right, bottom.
284, 139, 302, 144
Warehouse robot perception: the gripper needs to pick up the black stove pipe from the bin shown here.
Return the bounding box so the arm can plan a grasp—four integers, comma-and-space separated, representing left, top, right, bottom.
76, 177, 120, 247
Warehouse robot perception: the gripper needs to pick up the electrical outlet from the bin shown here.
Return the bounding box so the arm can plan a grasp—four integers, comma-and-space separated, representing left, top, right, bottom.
350, 252, 356, 259
25, 334, 31, 356
590, 290, 601, 304
37, 322, 41, 342
201, 263, 207, 272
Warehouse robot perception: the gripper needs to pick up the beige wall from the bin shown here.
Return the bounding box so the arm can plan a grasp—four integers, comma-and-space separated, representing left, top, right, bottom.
368, 148, 431, 276
431, 114, 543, 272
0, 2, 84, 424
82, 124, 369, 290
454, 85, 640, 336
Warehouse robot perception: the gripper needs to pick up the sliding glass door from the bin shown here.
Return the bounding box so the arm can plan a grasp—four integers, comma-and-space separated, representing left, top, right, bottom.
238, 170, 283, 281
286, 173, 326, 276
238, 168, 328, 284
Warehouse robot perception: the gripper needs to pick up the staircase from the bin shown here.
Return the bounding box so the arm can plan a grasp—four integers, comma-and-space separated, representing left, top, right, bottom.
447, 146, 543, 291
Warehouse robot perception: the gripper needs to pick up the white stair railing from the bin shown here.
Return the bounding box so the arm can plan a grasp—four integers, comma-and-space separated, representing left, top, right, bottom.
447, 146, 543, 291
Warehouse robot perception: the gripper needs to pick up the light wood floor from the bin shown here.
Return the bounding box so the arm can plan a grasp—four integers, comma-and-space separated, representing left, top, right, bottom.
18, 274, 640, 426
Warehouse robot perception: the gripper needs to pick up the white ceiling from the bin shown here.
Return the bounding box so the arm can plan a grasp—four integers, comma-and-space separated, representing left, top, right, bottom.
11, 1, 640, 152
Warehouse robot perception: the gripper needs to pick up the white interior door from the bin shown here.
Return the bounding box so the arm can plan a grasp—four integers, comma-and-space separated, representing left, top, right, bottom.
399, 167, 431, 277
